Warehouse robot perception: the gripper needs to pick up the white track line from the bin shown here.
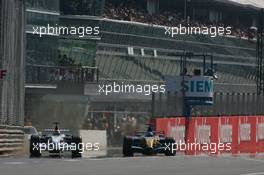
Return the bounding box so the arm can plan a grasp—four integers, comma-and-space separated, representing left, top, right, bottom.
4, 162, 26, 165
240, 172, 264, 175
236, 157, 264, 163
62, 159, 81, 162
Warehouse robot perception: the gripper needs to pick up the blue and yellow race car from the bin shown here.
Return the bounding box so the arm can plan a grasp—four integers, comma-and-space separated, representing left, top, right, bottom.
123, 125, 176, 157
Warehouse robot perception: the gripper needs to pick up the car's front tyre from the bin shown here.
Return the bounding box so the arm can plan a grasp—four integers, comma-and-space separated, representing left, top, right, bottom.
29, 135, 41, 158
123, 137, 134, 157
71, 136, 82, 158
164, 138, 176, 156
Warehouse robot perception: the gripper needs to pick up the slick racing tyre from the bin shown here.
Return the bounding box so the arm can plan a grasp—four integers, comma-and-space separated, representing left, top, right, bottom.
123, 137, 134, 157
164, 138, 176, 156
71, 136, 82, 158
30, 135, 41, 158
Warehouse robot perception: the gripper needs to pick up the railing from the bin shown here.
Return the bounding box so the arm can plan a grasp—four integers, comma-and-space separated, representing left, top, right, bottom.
26, 64, 99, 84
0, 125, 24, 155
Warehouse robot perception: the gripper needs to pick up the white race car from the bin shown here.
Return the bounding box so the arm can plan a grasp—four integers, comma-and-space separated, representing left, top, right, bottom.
29, 123, 82, 158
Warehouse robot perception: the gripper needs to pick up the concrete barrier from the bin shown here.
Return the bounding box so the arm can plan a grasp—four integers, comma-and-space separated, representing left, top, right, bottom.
79, 130, 107, 157
155, 115, 264, 156
23, 134, 30, 155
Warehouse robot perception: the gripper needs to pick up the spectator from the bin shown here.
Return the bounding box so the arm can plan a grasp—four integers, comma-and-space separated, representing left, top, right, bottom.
103, 1, 257, 40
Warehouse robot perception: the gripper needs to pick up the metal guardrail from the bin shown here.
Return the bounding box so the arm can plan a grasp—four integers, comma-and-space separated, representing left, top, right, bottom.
0, 125, 24, 154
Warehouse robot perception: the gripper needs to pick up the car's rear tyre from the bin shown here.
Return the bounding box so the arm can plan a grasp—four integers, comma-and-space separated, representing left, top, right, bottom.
123, 137, 134, 157
71, 136, 82, 158
30, 135, 41, 158
164, 138, 176, 156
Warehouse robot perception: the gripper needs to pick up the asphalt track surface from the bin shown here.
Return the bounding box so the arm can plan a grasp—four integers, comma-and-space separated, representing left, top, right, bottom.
1, 155, 264, 175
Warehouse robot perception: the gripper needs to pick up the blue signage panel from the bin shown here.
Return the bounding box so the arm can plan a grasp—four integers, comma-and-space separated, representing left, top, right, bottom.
165, 76, 214, 105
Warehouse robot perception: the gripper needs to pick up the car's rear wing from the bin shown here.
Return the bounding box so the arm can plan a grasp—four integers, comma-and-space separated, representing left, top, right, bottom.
135, 131, 165, 136
43, 129, 71, 132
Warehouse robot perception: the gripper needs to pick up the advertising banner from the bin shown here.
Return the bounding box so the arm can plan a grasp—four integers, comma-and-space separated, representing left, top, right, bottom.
165, 76, 214, 98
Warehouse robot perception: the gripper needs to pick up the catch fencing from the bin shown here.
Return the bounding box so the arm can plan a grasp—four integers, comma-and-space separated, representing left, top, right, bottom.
153, 92, 264, 117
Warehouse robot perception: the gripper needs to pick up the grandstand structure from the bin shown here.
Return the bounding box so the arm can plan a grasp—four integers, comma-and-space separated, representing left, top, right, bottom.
24, 0, 264, 132
0, 0, 25, 126
97, 18, 256, 91
96, 0, 263, 117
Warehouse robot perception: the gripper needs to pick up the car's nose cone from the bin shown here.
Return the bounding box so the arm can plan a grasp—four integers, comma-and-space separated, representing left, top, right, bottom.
145, 138, 154, 148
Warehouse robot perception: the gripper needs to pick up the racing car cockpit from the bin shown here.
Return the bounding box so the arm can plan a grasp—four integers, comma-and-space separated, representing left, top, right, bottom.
145, 125, 154, 137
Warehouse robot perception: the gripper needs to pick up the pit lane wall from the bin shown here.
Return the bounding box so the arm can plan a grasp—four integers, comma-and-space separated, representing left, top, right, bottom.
79, 130, 107, 157
154, 116, 264, 155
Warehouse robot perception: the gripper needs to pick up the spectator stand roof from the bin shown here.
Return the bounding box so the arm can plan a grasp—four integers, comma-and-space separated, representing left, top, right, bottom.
216, 0, 264, 9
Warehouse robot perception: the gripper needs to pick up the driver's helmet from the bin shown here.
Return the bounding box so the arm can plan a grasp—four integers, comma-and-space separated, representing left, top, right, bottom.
53, 129, 60, 135
147, 126, 153, 133
53, 125, 60, 135
146, 131, 154, 137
